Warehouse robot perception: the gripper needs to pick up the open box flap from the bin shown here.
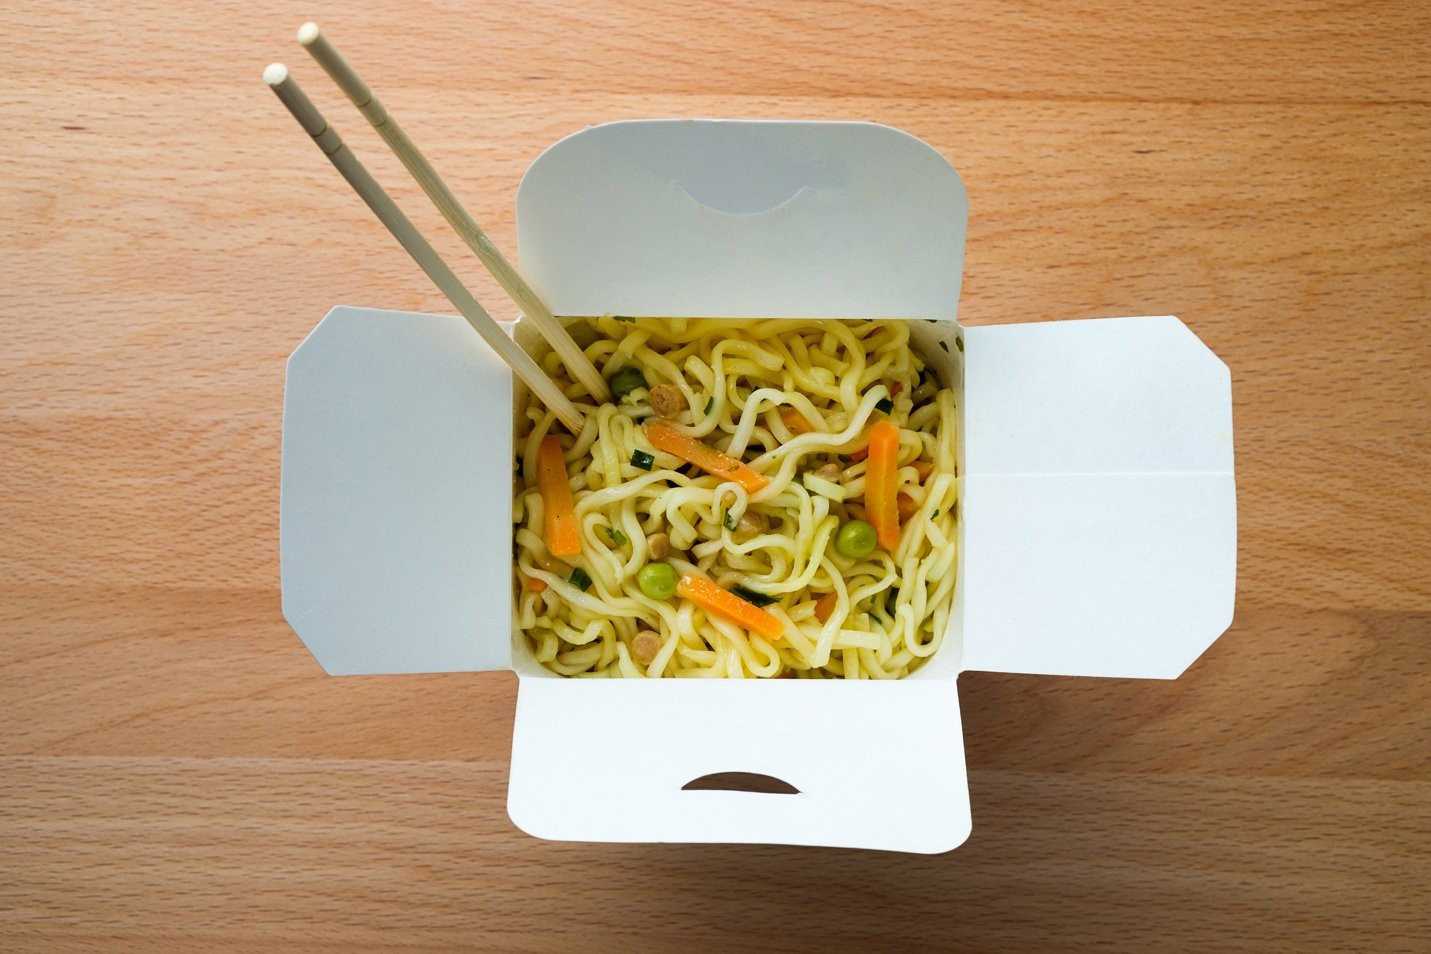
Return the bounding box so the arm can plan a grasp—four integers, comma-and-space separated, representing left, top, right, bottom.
516, 120, 967, 321
959, 316, 1236, 678
281, 306, 514, 675
507, 679, 972, 853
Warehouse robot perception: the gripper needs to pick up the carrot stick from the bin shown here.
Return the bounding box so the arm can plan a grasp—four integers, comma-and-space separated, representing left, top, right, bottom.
677, 574, 784, 639
645, 419, 768, 493
864, 420, 901, 549
813, 592, 837, 624
897, 492, 919, 523
536, 435, 581, 557
780, 406, 814, 435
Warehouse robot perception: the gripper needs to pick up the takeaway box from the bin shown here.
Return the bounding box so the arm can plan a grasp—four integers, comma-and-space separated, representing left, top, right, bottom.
280, 120, 1236, 853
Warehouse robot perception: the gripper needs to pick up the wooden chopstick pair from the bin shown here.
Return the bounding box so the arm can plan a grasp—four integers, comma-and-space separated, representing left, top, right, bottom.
265, 24, 608, 432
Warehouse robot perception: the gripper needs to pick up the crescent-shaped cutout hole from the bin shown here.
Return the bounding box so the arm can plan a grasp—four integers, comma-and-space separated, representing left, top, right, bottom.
681, 772, 800, 795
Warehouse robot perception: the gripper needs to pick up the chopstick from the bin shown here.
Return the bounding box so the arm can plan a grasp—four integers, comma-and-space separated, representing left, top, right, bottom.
295, 22, 613, 404
263, 63, 586, 433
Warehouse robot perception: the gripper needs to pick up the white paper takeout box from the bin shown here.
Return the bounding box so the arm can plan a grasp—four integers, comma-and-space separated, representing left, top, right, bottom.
280, 120, 1236, 853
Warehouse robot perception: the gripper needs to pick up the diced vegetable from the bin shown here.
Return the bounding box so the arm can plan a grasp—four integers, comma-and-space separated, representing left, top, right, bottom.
780, 406, 814, 435
730, 585, 779, 608
645, 420, 769, 493
676, 574, 784, 639
846, 445, 869, 463
813, 592, 837, 624
834, 519, 878, 559
525, 577, 548, 593
609, 366, 647, 399
568, 567, 592, 592
722, 510, 737, 531
875, 397, 894, 414
863, 420, 901, 549
637, 562, 678, 600
537, 435, 581, 557
645, 532, 671, 559
630, 449, 655, 471
897, 492, 918, 523
703, 396, 715, 415
604, 525, 628, 547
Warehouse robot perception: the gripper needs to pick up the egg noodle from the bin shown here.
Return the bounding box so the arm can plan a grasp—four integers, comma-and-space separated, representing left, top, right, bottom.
513, 317, 958, 678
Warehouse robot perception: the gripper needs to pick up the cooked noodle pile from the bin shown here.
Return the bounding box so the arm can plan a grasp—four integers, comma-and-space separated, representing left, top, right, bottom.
513, 317, 958, 678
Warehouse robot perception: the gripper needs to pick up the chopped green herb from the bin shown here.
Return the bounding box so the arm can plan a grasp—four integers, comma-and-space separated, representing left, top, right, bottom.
630, 449, 655, 471
939, 340, 950, 352
568, 567, 592, 592
730, 585, 779, 608
604, 526, 628, 547
723, 511, 738, 531
875, 397, 894, 414
955, 337, 964, 353
704, 396, 715, 414
930, 509, 940, 520
613, 315, 636, 323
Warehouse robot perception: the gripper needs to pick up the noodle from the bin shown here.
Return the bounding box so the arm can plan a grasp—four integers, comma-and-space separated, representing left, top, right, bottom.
512, 318, 959, 679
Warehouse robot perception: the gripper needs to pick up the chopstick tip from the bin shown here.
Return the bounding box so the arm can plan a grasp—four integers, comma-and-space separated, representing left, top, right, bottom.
263, 63, 289, 87
297, 22, 322, 46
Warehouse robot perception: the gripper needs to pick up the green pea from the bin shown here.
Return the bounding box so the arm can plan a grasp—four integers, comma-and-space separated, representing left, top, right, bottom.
834, 519, 878, 559
609, 366, 647, 399
637, 562, 678, 600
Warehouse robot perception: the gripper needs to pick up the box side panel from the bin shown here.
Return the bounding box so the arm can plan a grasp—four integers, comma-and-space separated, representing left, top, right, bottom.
963, 316, 1233, 476
280, 306, 514, 674
959, 317, 1236, 678
507, 679, 971, 853
516, 120, 967, 321
961, 472, 1237, 678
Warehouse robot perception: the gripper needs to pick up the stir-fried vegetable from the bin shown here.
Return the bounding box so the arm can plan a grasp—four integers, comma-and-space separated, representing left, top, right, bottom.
834, 519, 878, 558
813, 592, 837, 624
676, 574, 784, 639
780, 406, 814, 435
637, 562, 678, 599
863, 420, 901, 549
645, 419, 769, 493
536, 435, 581, 557
609, 366, 647, 399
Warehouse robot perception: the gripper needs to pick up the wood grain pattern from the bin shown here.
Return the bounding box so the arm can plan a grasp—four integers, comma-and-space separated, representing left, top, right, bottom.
2, 1, 1428, 951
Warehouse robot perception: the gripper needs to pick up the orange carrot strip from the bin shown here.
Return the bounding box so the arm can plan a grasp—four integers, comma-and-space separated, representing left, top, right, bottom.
645, 419, 768, 493
813, 592, 837, 624
864, 420, 901, 549
677, 574, 784, 639
526, 577, 549, 593
896, 492, 918, 524
780, 406, 814, 435
536, 435, 581, 557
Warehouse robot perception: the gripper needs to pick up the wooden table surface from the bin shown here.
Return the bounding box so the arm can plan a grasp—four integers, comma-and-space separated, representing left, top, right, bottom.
4, 2, 1428, 951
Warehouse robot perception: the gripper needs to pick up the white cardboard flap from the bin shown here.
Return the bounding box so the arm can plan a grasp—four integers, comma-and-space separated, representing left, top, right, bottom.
960, 317, 1236, 678
516, 120, 968, 320
506, 679, 972, 854
281, 306, 514, 675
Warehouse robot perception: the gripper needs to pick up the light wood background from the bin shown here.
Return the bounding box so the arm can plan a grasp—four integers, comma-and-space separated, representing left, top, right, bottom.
3, 2, 1428, 951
